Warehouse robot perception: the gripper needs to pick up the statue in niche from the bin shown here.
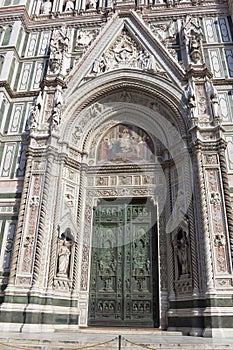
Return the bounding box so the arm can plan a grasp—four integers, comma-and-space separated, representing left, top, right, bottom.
207, 81, 221, 122
40, 0, 52, 14
51, 85, 63, 126
29, 91, 43, 130
57, 240, 71, 276
185, 80, 196, 108
175, 230, 190, 278
64, 0, 74, 11
57, 228, 73, 277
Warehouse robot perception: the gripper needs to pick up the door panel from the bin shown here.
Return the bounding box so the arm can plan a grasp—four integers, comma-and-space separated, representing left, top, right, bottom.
88, 198, 159, 327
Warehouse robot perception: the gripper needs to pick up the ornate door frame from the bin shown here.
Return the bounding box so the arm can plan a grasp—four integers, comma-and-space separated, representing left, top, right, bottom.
78, 166, 163, 327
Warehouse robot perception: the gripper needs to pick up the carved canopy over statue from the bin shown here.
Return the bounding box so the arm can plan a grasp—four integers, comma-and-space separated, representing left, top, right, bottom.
97, 124, 155, 164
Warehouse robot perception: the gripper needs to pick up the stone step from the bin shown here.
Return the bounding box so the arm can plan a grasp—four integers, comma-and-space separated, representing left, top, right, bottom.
1, 331, 233, 350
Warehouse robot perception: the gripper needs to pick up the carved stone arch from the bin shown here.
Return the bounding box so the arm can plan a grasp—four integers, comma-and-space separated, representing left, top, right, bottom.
60, 70, 188, 144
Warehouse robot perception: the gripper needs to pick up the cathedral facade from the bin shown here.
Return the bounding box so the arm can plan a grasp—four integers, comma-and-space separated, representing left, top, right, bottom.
0, 0, 233, 338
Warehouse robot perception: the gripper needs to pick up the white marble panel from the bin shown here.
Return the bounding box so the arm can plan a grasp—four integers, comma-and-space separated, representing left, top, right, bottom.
208, 49, 225, 78
9, 104, 23, 133
219, 17, 232, 42
38, 31, 50, 56
1, 143, 16, 177
26, 33, 38, 57
0, 221, 16, 271
225, 49, 233, 77
18, 62, 32, 90
218, 92, 232, 123
204, 18, 218, 43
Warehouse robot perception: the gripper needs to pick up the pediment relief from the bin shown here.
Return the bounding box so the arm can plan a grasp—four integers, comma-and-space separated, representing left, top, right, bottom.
90, 28, 166, 76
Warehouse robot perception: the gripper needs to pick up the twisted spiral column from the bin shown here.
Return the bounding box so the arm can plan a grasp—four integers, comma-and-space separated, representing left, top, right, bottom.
164, 163, 174, 297
47, 158, 65, 288
184, 152, 199, 293
8, 154, 33, 286
32, 153, 54, 286
72, 164, 87, 291
219, 146, 233, 268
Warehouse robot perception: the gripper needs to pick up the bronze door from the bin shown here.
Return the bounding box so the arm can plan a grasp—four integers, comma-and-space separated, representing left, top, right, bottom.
88, 198, 159, 327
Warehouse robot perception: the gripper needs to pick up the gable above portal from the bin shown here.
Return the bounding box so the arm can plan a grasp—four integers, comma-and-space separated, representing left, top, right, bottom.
65, 11, 186, 98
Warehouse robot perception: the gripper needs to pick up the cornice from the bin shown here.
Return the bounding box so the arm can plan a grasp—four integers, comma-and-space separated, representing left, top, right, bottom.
0, 132, 28, 143
86, 163, 159, 174
190, 137, 227, 151
130, 1, 229, 20
0, 6, 30, 26
0, 81, 39, 99
28, 13, 106, 31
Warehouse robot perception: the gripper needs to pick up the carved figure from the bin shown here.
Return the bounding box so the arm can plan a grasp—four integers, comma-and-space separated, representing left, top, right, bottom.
30, 105, 40, 129
54, 85, 63, 106
176, 230, 190, 276
49, 26, 69, 73
30, 91, 43, 129
86, 0, 97, 9
182, 16, 203, 64
51, 85, 63, 126
214, 233, 226, 247
153, 20, 176, 45
92, 54, 107, 74
185, 80, 196, 108
57, 240, 71, 276
75, 29, 97, 49
208, 81, 221, 121
41, 0, 52, 14
64, 0, 74, 11
51, 105, 61, 125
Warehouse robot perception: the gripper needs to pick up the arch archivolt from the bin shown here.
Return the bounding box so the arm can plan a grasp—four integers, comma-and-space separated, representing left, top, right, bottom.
60, 70, 188, 145
65, 98, 188, 165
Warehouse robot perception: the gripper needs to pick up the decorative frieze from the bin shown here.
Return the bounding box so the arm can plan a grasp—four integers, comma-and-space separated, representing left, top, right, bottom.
206, 169, 229, 275
19, 175, 42, 274
94, 174, 155, 187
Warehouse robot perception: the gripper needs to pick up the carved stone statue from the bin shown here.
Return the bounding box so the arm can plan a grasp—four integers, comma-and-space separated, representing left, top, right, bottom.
49, 26, 69, 73
41, 0, 52, 14
64, 0, 74, 11
182, 16, 203, 64
50, 85, 63, 126
86, 0, 97, 9
57, 240, 71, 276
75, 29, 97, 49
175, 230, 190, 278
207, 81, 221, 122
29, 91, 43, 130
185, 80, 196, 108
